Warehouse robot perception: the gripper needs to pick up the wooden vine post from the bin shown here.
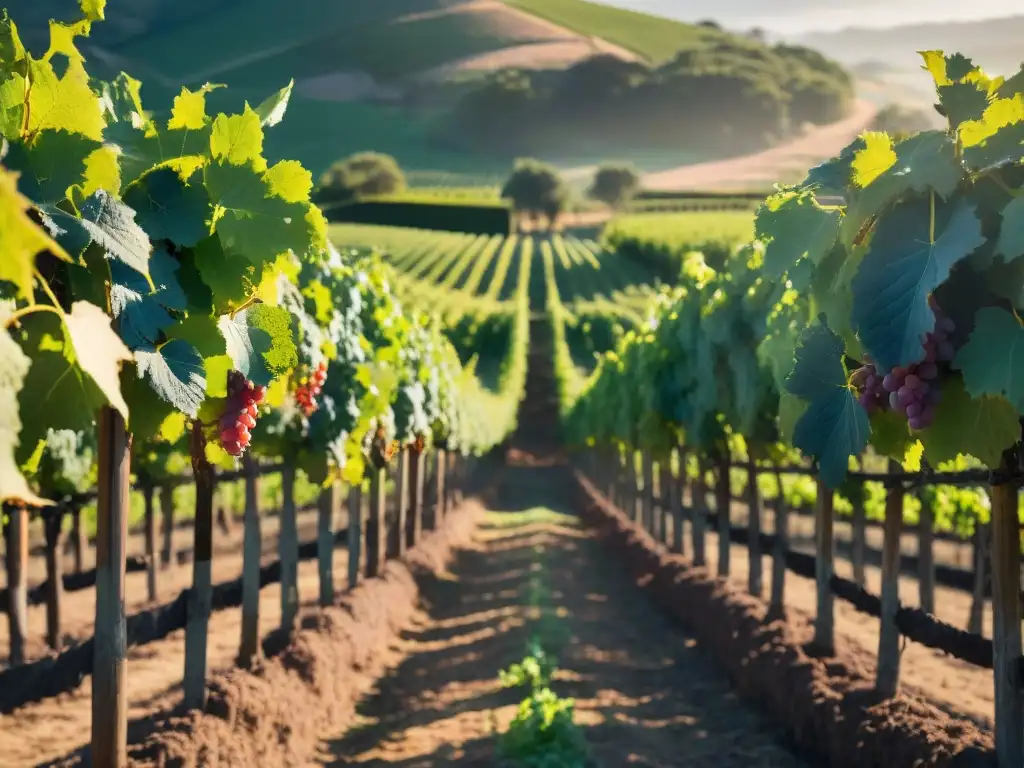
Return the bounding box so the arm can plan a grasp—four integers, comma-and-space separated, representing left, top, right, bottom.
5, 503, 28, 665
876, 459, 904, 697
769, 467, 788, 614
630, 452, 641, 525
968, 522, 988, 635
183, 423, 215, 710
279, 463, 299, 630
642, 452, 655, 534
238, 454, 262, 667
91, 406, 132, 768
434, 449, 447, 528
407, 445, 425, 549
43, 509, 65, 650
70, 505, 85, 573
605, 448, 616, 502
393, 450, 409, 558
850, 491, 867, 587
317, 482, 336, 607
692, 458, 707, 567
917, 484, 936, 615
661, 458, 675, 548
366, 468, 386, 577
989, 447, 1023, 768
159, 485, 174, 568
672, 448, 687, 554
813, 477, 834, 654
715, 454, 731, 577
747, 453, 762, 597
347, 482, 363, 589
143, 484, 158, 602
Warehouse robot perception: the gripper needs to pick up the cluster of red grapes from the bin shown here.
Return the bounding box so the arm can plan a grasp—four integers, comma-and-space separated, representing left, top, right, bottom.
294, 362, 327, 417
219, 371, 266, 456
851, 298, 956, 430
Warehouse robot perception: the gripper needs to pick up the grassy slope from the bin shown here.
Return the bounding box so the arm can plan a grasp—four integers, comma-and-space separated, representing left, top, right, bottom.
503, 0, 731, 63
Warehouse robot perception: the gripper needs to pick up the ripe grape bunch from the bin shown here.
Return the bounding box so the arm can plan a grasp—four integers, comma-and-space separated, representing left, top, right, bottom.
295, 362, 328, 417
219, 371, 266, 456
852, 298, 956, 429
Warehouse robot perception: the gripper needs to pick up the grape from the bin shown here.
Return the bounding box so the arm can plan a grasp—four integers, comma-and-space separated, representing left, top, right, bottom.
904, 374, 920, 389
888, 391, 899, 409
908, 416, 923, 430
917, 362, 937, 380
897, 387, 914, 407
906, 402, 922, 419
221, 425, 240, 445
882, 373, 897, 392
239, 412, 256, 429
216, 370, 264, 457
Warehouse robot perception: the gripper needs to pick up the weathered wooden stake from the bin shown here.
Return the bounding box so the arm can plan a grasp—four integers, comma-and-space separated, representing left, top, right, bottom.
183, 425, 215, 710
394, 451, 409, 557
990, 471, 1023, 768
434, 450, 447, 527
692, 459, 707, 567
851, 495, 866, 587
672, 448, 687, 554
4, 504, 28, 665
407, 449, 424, 549
876, 460, 903, 697
159, 485, 174, 568
238, 454, 262, 667
71, 505, 85, 573
917, 489, 935, 615
317, 482, 336, 607
44, 509, 65, 651
642, 452, 655, 534
143, 485, 158, 602
347, 483, 363, 589
769, 468, 788, 614
747, 454, 762, 597
366, 468, 386, 577
968, 522, 988, 635
715, 455, 731, 577
814, 478, 835, 654
279, 464, 299, 630
91, 406, 131, 768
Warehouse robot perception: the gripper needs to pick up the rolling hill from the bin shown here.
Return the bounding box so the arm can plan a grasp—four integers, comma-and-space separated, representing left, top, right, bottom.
6, 0, 864, 184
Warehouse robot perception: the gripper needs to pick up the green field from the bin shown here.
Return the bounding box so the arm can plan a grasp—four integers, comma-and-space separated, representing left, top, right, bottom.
503, 0, 741, 63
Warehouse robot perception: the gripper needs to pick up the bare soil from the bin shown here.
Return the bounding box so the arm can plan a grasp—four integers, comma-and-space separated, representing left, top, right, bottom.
311, 462, 807, 767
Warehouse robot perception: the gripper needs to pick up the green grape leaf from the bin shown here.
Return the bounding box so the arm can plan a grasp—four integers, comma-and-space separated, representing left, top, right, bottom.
4, 129, 103, 204
755, 189, 841, 280
25, 57, 103, 140
255, 80, 293, 127
110, 245, 185, 349
960, 96, 1024, 171
79, 0, 105, 21
869, 409, 916, 460
850, 131, 896, 187
921, 377, 1018, 468
209, 106, 263, 167
996, 196, 1024, 261
0, 324, 50, 505
953, 306, 1024, 411
0, 167, 71, 299
123, 168, 211, 247
76, 146, 121, 200
786, 319, 868, 487
801, 137, 864, 198
168, 85, 212, 131
64, 301, 132, 420
264, 160, 312, 203
48, 190, 152, 278
120, 366, 174, 444
206, 162, 322, 264
851, 195, 984, 371
189, 235, 254, 311
134, 339, 206, 417
218, 303, 296, 386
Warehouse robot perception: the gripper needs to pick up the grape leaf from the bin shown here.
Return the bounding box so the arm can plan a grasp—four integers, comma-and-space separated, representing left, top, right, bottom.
0, 167, 71, 300
255, 79, 293, 127
869, 409, 916, 461
921, 377, 1018, 468
206, 162, 321, 264
800, 137, 864, 199
0, 324, 50, 505
264, 160, 312, 204
4, 129, 102, 204
189, 234, 253, 312
110, 245, 185, 348
25, 57, 103, 140
167, 85, 211, 131
79, 0, 105, 21
123, 168, 211, 247
851, 195, 985, 371
209, 106, 263, 167
134, 339, 205, 418
786, 319, 868, 487
755, 189, 841, 280
953, 306, 1024, 411
218, 304, 296, 387
76, 146, 121, 200
851, 131, 896, 187
48, 190, 153, 278
960, 96, 1024, 171
996, 196, 1024, 261
120, 366, 173, 444
64, 301, 131, 420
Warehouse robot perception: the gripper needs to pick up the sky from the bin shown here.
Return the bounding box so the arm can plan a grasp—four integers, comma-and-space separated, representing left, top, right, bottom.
593, 0, 1024, 35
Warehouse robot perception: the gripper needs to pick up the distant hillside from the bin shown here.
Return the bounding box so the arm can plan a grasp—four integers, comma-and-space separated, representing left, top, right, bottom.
798, 14, 1024, 80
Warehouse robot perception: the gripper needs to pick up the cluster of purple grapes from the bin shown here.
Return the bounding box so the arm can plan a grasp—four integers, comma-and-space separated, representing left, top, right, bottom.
851, 298, 956, 430
218, 371, 266, 456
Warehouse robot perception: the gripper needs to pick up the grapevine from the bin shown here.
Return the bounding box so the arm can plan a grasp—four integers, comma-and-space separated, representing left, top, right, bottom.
217, 371, 267, 457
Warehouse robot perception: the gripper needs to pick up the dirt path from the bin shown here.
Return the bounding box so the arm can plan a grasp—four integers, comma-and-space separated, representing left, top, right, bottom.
641, 100, 878, 191
311, 464, 809, 767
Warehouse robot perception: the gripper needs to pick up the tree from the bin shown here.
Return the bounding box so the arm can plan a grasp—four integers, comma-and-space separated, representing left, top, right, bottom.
500, 159, 569, 230
871, 103, 937, 137
587, 164, 641, 210
317, 152, 406, 204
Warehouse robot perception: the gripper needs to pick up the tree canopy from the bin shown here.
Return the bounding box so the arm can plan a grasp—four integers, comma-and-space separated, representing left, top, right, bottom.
316, 152, 406, 205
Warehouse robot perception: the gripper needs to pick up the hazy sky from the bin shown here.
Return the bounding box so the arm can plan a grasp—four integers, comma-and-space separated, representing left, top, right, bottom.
594, 0, 1023, 35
